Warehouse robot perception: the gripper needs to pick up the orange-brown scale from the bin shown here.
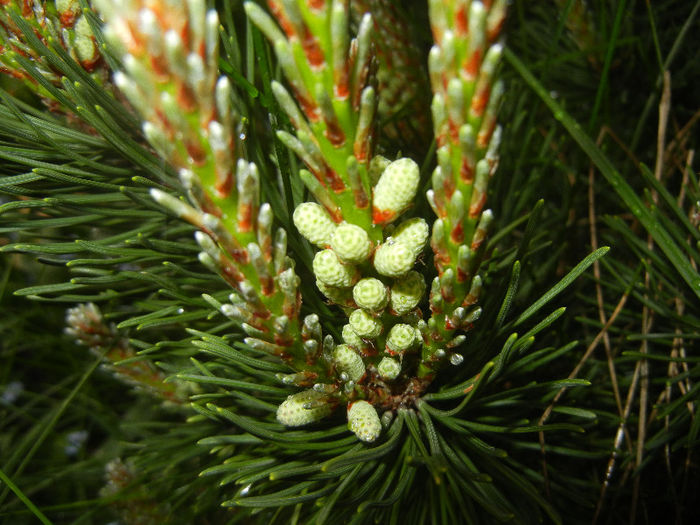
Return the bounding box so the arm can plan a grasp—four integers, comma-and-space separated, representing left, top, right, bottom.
260, 276, 275, 296
59, 10, 77, 28
175, 81, 197, 112
20, 0, 33, 17
457, 268, 469, 283
321, 166, 345, 193
266, 1, 294, 39
442, 170, 455, 199
184, 137, 207, 166
323, 117, 345, 147
477, 119, 496, 149
451, 222, 464, 244
487, 17, 506, 42
334, 65, 349, 99
372, 208, 395, 225
237, 203, 253, 232
471, 85, 490, 116
455, 5, 468, 34
464, 49, 481, 79
469, 192, 486, 219
470, 232, 486, 252
354, 137, 369, 164
79, 51, 101, 73
460, 158, 474, 183
301, 25, 325, 69
441, 286, 455, 304
353, 185, 369, 209
294, 87, 320, 122
463, 294, 478, 309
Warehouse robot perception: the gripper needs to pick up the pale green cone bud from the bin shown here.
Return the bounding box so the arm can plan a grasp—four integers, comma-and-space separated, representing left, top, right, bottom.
313, 249, 358, 287
333, 344, 365, 382
390, 271, 426, 315
57, 0, 80, 15
316, 280, 354, 306
368, 155, 391, 184
393, 218, 429, 258
349, 309, 382, 339
293, 202, 336, 248
277, 389, 332, 427
353, 278, 388, 312
373, 241, 415, 277
386, 323, 417, 354
377, 357, 401, 380
330, 223, 373, 264
372, 157, 420, 224
74, 16, 98, 63
342, 323, 365, 349
347, 400, 382, 442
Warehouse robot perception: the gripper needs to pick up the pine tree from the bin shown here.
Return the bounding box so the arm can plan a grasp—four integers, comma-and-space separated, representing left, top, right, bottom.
1, 1, 698, 524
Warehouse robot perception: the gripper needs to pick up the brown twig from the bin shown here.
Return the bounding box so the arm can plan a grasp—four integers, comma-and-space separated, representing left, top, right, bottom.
629, 69, 671, 525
